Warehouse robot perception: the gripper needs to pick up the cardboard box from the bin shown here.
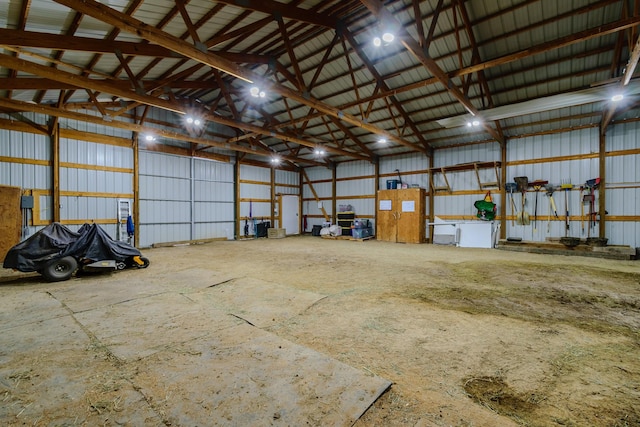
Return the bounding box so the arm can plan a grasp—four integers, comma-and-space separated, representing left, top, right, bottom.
268, 228, 286, 239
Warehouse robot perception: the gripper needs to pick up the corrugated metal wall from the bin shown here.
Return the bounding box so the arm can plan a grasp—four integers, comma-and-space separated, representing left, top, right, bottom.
433, 143, 503, 229
239, 164, 272, 236
60, 137, 133, 238
138, 151, 234, 247
0, 114, 51, 236
336, 160, 376, 225
605, 122, 640, 248
1, 114, 638, 248
302, 166, 333, 230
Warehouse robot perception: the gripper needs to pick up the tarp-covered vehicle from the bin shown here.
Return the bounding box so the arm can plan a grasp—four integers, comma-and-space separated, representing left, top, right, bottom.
3, 222, 149, 282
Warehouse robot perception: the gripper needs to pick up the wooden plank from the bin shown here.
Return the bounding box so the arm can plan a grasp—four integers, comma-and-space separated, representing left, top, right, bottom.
301, 168, 329, 222
0, 186, 22, 261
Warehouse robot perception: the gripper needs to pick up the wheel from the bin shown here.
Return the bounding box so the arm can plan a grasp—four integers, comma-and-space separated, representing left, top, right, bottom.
41, 256, 78, 282
135, 256, 150, 269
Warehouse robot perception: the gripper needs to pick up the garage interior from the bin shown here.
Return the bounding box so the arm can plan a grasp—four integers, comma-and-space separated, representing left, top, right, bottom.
1, 0, 639, 426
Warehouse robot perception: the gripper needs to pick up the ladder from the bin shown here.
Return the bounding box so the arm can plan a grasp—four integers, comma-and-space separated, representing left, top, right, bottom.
117, 199, 131, 243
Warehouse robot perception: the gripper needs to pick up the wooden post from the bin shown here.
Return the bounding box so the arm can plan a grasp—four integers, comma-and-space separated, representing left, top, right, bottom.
270, 166, 276, 227
331, 164, 337, 225
235, 158, 241, 239
599, 130, 606, 238
51, 122, 60, 223
428, 149, 435, 243
133, 133, 140, 246
500, 141, 507, 240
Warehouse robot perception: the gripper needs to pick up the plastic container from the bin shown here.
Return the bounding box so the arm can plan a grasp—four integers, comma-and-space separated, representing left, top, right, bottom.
386, 179, 399, 189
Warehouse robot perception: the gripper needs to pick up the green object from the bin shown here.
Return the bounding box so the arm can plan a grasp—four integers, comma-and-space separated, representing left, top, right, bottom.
474, 199, 496, 221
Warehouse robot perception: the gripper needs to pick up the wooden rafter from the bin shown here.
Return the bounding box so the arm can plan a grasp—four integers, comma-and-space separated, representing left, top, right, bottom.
51, 0, 418, 156
275, 14, 305, 92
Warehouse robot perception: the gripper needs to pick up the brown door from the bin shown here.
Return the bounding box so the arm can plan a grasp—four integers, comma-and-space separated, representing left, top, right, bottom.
0, 186, 23, 261
396, 188, 424, 243
376, 190, 397, 242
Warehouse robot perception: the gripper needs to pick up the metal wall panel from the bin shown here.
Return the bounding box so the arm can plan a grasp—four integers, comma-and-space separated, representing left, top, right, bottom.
604, 122, 640, 248
192, 158, 235, 241
238, 164, 273, 235
379, 153, 430, 190
139, 150, 235, 247
304, 166, 332, 181
503, 128, 602, 242
241, 164, 271, 182
336, 160, 374, 179
436, 142, 502, 167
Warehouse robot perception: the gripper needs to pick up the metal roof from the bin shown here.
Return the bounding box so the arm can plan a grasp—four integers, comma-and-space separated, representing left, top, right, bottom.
1, 0, 639, 167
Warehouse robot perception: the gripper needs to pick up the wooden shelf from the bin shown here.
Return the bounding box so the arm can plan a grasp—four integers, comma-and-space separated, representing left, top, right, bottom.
430, 161, 502, 192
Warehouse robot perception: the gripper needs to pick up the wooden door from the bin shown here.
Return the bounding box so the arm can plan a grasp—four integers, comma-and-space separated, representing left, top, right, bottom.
376, 189, 397, 242
0, 186, 22, 261
396, 188, 425, 243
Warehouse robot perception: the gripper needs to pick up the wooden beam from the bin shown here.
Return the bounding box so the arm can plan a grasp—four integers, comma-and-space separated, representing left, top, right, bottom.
359, 0, 503, 144
0, 28, 180, 58
213, 0, 338, 28
51, 0, 422, 155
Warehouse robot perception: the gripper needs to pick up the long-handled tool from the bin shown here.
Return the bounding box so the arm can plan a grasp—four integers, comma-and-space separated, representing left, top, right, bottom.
505, 182, 518, 226
585, 178, 600, 235
579, 186, 585, 235
545, 184, 559, 234
530, 180, 548, 232
514, 176, 530, 225
561, 181, 573, 237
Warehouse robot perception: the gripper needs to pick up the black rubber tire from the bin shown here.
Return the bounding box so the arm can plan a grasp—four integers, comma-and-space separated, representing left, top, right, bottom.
136, 257, 150, 269
41, 256, 78, 282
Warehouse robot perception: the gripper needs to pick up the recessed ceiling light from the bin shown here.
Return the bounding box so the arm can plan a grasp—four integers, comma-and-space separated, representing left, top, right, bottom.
611, 94, 624, 102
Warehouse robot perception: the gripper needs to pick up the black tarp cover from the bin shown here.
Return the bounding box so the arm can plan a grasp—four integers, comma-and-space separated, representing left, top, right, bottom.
3, 222, 141, 272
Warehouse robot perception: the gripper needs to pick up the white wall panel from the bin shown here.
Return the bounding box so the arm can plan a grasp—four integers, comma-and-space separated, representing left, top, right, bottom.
304, 166, 332, 181
139, 151, 234, 247
241, 164, 270, 181
436, 142, 501, 167
276, 169, 298, 186
336, 160, 374, 178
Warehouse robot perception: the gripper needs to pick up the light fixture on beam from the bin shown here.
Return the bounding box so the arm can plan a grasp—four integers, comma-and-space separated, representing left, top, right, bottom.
250, 86, 266, 98
438, 80, 640, 128
373, 32, 395, 47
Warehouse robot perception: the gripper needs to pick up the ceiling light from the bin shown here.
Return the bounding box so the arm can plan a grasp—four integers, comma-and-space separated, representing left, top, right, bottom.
143, 134, 156, 142
194, 118, 202, 126
250, 86, 266, 98
378, 138, 387, 144
270, 156, 280, 165
373, 37, 382, 47
314, 147, 326, 156
611, 94, 624, 102
186, 117, 194, 124
382, 33, 395, 43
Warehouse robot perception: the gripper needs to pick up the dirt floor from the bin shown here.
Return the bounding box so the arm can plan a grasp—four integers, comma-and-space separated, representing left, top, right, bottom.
1, 236, 639, 426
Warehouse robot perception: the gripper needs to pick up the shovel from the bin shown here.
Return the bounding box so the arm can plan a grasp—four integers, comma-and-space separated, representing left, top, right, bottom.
505, 182, 518, 226
514, 177, 530, 225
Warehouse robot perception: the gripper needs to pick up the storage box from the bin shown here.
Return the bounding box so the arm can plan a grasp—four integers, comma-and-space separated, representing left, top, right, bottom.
351, 227, 373, 239
268, 228, 286, 239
